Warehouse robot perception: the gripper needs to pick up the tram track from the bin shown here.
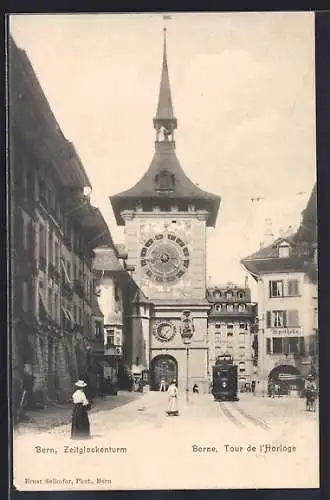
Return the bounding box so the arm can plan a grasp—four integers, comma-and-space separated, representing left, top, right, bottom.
218, 402, 244, 428
232, 403, 269, 430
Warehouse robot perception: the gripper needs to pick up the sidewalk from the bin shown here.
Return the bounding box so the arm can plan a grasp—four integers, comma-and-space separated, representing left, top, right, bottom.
14, 391, 144, 432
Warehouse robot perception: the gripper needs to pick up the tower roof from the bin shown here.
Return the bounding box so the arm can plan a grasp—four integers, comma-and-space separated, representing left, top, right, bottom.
110, 141, 221, 226
110, 28, 221, 227
153, 28, 177, 131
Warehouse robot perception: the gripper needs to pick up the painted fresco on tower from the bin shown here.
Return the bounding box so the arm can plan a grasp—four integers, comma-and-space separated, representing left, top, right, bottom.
9, 12, 318, 492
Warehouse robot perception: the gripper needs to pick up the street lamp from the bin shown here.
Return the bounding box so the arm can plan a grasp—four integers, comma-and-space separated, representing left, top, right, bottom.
180, 310, 194, 403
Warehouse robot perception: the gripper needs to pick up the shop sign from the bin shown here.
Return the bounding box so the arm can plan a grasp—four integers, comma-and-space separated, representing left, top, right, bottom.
278, 374, 301, 380
271, 328, 301, 335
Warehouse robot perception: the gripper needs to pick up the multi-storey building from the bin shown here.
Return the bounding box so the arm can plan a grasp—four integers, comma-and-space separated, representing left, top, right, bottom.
10, 36, 112, 404
241, 185, 317, 395
207, 284, 257, 389
93, 245, 149, 388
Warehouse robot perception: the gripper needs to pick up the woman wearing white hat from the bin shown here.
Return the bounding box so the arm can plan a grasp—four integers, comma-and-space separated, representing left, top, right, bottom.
71, 380, 91, 439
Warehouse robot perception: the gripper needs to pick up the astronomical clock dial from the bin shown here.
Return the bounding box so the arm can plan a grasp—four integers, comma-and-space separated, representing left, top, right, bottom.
140, 232, 190, 284
153, 322, 176, 342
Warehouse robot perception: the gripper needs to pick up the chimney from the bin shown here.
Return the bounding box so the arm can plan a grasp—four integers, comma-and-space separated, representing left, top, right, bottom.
263, 218, 274, 246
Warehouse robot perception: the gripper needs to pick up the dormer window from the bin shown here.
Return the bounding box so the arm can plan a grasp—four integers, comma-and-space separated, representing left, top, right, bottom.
226, 291, 233, 299
154, 170, 175, 192
278, 243, 290, 258
214, 304, 221, 311
213, 289, 221, 298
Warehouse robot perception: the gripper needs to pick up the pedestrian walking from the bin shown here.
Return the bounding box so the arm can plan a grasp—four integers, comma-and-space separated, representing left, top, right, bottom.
159, 379, 166, 392
71, 380, 91, 439
251, 380, 256, 395
166, 379, 179, 416
192, 384, 199, 394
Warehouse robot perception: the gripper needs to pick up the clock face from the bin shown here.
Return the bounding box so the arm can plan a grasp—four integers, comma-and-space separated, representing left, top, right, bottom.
140, 232, 190, 283
154, 322, 176, 342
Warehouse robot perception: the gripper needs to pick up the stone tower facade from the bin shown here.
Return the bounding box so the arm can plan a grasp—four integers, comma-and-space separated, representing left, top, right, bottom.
110, 28, 221, 392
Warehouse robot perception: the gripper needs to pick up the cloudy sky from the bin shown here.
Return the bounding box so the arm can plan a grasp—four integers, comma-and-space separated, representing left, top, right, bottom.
10, 13, 316, 297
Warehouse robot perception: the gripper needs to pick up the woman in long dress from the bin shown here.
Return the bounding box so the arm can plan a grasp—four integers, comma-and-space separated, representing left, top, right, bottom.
71, 380, 91, 439
167, 379, 179, 416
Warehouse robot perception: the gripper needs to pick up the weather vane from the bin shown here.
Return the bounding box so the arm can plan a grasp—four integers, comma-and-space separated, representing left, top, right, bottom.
162, 14, 172, 31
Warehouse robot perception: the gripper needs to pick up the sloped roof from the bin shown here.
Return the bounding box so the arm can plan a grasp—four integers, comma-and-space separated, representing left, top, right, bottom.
110, 141, 221, 227
242, 236, 295, 262
92, 294, 103, 317
132, 287, 150, 304
293, 183, 317, 244
93, 247, 124, 272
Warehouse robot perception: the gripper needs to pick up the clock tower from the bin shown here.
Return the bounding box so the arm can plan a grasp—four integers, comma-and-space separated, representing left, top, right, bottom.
110, 28, 221, 391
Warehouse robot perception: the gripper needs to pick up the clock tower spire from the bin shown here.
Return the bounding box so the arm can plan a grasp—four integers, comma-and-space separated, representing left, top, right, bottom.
153, 27, 177, 141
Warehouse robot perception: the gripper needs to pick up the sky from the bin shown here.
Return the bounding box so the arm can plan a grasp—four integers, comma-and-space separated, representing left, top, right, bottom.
10, 13, 316, 298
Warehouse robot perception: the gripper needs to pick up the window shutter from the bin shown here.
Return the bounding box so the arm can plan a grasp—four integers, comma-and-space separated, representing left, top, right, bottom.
288, 280, 299, 296
283, 310, 287, 327
266, 311, 271, 328
269, 281, 272, 297
287, 310, 299, 327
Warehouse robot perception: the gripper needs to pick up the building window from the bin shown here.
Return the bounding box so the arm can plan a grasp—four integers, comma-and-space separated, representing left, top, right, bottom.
269, 280, 284, 297
239, 323, 247, 330
94, 320, 103, 339
227, 323, 233, 329
266, 338, 271, 354
214, 304, 221, 311
48, 230, 53, 265
213, 290, 221, 298
226, 291, 233, 299
287, 279, 299, 296
154, 170, 175, 192
238, 304, 246, 312
54, 292, 58, 322
22, 281, 29, 312
227, 331, 233, 337
39, 223, 47, 259
54, 240, 60, 269
227, 304, 234, 312
106, 329, 115, 346
278, 244, 290, 258
238, 291, 245, 299
272, 337, 282, 354
267, 310, 287, 328
215, 322, 221, 329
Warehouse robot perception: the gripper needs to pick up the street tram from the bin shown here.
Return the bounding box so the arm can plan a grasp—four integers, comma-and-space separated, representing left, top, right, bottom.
212, 354, 238, 401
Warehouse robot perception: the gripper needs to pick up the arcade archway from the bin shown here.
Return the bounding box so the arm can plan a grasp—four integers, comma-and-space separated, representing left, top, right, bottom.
150, 355, 178, 391
268, 365, 303, 394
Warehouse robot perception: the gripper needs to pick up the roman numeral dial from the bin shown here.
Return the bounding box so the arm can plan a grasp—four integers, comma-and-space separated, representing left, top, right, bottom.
140, 232, 190, 283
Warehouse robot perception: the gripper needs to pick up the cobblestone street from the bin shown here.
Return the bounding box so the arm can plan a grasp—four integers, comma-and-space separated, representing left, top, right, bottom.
15, 392, 143, 434
14, 390, 318, 491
